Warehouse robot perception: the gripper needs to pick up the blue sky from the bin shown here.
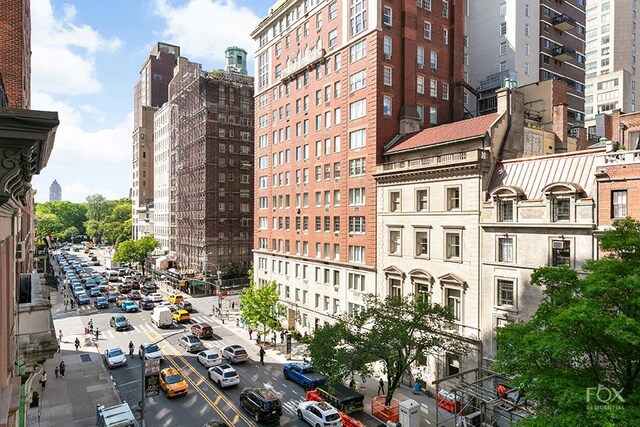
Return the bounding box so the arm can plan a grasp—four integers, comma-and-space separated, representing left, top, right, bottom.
31, 0, 274, 202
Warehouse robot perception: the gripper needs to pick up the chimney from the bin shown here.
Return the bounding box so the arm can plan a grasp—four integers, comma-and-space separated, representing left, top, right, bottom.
552, 103, 568, 153
496, 87, 510, 115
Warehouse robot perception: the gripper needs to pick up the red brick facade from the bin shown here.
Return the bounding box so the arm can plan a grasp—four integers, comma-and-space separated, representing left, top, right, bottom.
0, 0, 30, 108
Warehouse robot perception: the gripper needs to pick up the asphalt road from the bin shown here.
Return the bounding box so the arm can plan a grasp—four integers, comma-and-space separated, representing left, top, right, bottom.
58, 247, 312, 427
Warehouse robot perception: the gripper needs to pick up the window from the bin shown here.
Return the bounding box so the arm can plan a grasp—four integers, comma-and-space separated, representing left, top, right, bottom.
329, 29, 338, 48
348, 273, 365, 291
349, 216, 365, 233
389, 278, 402, 297
389, 230, 401, 255
446, 288, 461, 321
429, 107, 437, 124
349, 245, 365, 263
499, 2, 506, 16
423, 22, 432, 39
498, 199, 514, 222
446, 187, 460, 210
417, 47, 425, 66
383, 67, 392, 85
349, 158, 366, 176
417, 76, 425, 94
552, 240, 571, 267
442, 83, 449, 100
442, 0, 448, 17
349, 129, 366, 149
349, 99, 367, 120
349, 188, 366, 205
415, 231, 429, 257
350, 40, 366, 62
383, 96, 392, 116
430, 79, 438, 97
430, 51, 438, 70
500, 41, 507, 56
416, 189, 428, 211
500, 22, 507, 36
524, 23, 529, 37
383, 6, 392, 26
349, 70, 367, 92
611, 190, 628, 218
443, 28, 448, 45
445, 232, 461, 260
329, 2, 338, 20
552, 198, 570, 222
498, 237, 513, 263
383, 36, 393, 57
497, 279, 514, 306
350, 0, 367, 36
389, 191, 401, 212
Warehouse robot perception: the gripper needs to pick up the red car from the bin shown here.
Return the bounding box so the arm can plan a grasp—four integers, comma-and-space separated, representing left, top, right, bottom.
191, 323, 214, 339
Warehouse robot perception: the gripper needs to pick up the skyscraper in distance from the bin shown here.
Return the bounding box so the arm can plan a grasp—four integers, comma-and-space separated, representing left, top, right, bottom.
49, 179, 61, 201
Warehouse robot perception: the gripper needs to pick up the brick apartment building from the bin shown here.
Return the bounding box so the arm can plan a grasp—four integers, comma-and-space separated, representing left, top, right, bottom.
251, 0, 465, 331
0, 0, 31, 108
169, 51, 255, 274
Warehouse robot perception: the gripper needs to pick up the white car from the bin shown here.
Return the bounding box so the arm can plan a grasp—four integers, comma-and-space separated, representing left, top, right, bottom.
104, 347, 128, 369
208, 364, 240, 388
297, 401, 342, 427
139, 343, 164, 361
197, 349, 223, 368
222, 345, 248, 364
148, 293, 163, 302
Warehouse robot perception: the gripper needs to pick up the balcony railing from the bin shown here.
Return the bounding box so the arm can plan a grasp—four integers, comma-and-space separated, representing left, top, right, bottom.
552, 46, 576, 62
479, 70, 518, 92
599, 149, 640, 165
378, 149, 488, 174
17, 273, 57, 369
281, 48, 325, 81
552, 14, 576, 31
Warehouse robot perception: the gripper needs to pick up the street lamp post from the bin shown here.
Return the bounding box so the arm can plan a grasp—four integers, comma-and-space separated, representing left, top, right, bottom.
140, 331, 184, 427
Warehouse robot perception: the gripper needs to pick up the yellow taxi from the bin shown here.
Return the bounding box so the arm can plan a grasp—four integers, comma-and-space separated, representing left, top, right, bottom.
168, 294, 184, 304
172, 309, 191, 323
115, 294, 128, 307
159, 367, 189, 398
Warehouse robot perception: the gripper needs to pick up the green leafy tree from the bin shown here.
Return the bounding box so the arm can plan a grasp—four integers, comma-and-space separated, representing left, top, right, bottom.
35, 212, 63, 238
60, 226, 79, 242
85, 194, 110, 222
240, 270, 283, 337
84, 219, 103, 242
308, 293, 460, 406
494, 218, 640, 427
112, 237, 159, 276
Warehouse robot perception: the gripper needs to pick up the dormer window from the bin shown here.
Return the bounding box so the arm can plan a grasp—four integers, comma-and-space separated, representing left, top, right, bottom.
490, 187, 524, 223
542, 182, 583, 224
498, 199, 514, 222
552, 197, 570, 222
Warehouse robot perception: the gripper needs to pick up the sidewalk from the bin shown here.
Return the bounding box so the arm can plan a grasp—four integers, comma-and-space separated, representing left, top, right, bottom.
198, 295, 456, 427
26, 293, 121, 426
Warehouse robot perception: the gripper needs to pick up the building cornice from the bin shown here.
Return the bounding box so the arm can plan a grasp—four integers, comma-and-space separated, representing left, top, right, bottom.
0, 108, 58, 213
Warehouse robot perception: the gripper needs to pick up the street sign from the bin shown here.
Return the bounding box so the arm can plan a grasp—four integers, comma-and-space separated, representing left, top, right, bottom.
144, 358, 161, 375
286, 334, 292, 360
145, 373, 160, 397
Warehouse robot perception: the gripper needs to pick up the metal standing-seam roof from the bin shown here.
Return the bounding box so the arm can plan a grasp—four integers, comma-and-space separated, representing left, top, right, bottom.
489, 149, 605, 200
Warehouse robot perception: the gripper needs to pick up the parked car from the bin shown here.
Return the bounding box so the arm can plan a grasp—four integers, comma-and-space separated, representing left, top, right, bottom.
121, 301, 139, 313
110, 315, 130, 331
283, 362, 328, 391
139, 343, 163, 361
208, 364, 240, 388
104, 347, 128, 369
222, 345, 248, 364
172, 309, 190, 323
94, 296, 109, 309
239, 388, 282, 423
159, 367, 189, 398
139, 298, 154, 310
178, 335, 205, 353
296, 401, 342, 427
191, 323, 214, 339
177, 301, 193, 312
197, 349, 223, 368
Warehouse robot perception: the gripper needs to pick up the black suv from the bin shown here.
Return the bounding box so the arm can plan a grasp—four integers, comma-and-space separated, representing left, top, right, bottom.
140, 284, 157, 295
239, 388, 282, 423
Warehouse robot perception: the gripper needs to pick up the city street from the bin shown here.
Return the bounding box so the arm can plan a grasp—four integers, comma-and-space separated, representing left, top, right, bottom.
56, 248, 313, 427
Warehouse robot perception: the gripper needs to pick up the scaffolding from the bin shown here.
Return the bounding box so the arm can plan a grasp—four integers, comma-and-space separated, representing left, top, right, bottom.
432, 367, 533, 427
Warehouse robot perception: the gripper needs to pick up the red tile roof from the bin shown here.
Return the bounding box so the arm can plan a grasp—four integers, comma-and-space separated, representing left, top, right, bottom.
386, 113, 501, 154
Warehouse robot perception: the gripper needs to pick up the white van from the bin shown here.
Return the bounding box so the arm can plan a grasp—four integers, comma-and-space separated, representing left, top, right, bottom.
151, 307, 173, 328
108, 271, 119, 282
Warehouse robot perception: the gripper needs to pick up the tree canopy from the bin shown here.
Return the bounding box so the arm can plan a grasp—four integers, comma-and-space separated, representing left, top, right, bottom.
35, 201, 87, 239
308, 293, 460, 406
239, 269, 283, 336
112, 237, 159, 276
494, 218, 640, 427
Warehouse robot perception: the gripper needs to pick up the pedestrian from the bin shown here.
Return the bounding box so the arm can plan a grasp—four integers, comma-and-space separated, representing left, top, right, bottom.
58, 329, 63, 343
59, 361, 66, 378
54, 366, 59, 378
248, 327, 253, 340
259, 346, 266, 365
231, 301, 235, 310
256, 332, 261, 344
129, 341, 134, 356
280, 330, 285, 344
412, 381, 421, 395
95, 327, 99, 341
378, 378, 385, 395
236, 318, 240, 327
349, 378, 356, 389
75, 337, 80, 351
272, 332, 277, 346
39, 371, 47, 390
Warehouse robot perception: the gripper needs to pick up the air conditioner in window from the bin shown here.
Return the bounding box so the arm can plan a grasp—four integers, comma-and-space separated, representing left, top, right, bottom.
385, 54, 392, 60
418, 64, 424, 69
552, 240, 565, 249
16, 241, 24, 262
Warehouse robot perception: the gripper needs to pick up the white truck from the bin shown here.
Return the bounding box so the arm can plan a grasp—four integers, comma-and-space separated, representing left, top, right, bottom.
151, 307, 173, 328
104, 256, 121, 271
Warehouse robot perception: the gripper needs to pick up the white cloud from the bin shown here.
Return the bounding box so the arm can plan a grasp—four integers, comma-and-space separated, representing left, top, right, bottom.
31, 0, 122, 95
155, 0, 260, 64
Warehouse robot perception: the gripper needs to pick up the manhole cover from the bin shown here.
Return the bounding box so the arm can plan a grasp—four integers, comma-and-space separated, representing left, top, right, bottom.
80, 354, 92, 363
